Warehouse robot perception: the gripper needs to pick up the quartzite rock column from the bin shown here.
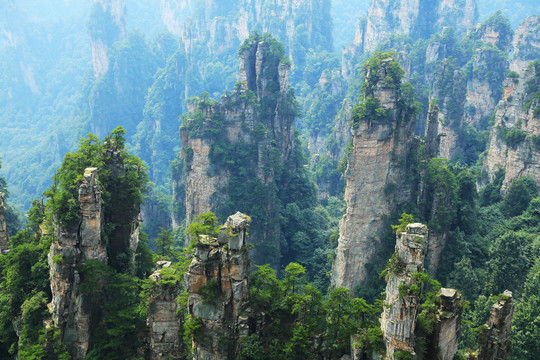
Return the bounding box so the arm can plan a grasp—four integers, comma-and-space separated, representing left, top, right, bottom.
48, 168, 105, 360
477, 291, 514, 360
184, 212, 251, 360
147, 260, 184, 360
380, 223, 428, 359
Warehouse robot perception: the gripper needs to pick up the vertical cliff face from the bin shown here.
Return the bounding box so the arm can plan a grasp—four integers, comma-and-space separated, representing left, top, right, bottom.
463, 17, 513, 130
510, 15, 540, 73
483, 62, 540, 193
89, 0, 127, 77
359, 0, 476, 54
48, 155, 143, 359
181, 35, 296, 265
0, 193, 8, 254
380, 223, 428, 359
147, 261, 185, 360
48, 168, 105, 359
431, 288, 464, 360
331, 55, 418, 291
184, 212, 251, 360
477, 291, 514, 360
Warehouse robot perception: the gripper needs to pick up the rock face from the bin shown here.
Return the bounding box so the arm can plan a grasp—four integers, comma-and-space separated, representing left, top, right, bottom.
0, 192, 8, 254
181, 36, 296, 266
184, 212, 251, 360
331, 55, 417, 291
477, 291, 514, 360
48, 163, 142, 359
90, 0, 127, 77
169, 0, 332, 56
430, 288, 464, 360
147, 261, 184, 360
48, 168, 105, 359
510, 15, 540, 73
483, 62, 540, 193
380, 223, 428, 359
354, 0, 476, 54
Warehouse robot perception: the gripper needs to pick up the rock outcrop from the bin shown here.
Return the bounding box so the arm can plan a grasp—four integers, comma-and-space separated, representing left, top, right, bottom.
90, 0, 127, 77
331, 55, 418, 291
147, 261, 184, 360
483, 61, 540, 193
181, 35, 296, 266
380, 223, 428, 359
477, 291, 514, 360
48, 160, 143, 359
0, 192, 8, 254
184, 212, 251, 360
48, 168, 105, 359
351, 0, 476, 55
510, 15, 540, 73
430, 288, 464, 360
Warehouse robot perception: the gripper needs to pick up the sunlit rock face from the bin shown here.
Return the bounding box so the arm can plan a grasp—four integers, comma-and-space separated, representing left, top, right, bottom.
331, 56, 417, 291
184, 212, 251, 360
510, 15, 540, 73
483, 62, 540, 194
380, 223, 428, 359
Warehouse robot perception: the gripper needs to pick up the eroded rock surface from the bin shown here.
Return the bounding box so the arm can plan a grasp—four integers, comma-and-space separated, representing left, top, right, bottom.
331, 56, 417, 291
184, 212, 251, 360
147, 261, 184, 360
431, 288, 464, 360
380, 223, 428, 359
477, 291, 514, 360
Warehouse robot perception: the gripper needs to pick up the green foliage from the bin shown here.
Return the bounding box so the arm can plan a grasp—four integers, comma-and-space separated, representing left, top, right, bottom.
500, 176, 538, 217
187, 212, 220, 240
198, 280, 220, 304
391, 212, 415, 233
500, 125, 527, 148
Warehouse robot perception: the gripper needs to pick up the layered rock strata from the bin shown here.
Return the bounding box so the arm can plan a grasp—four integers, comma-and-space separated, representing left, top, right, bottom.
147, 261, 184, 360
48, 168, 105, 359
483, 62, 540, 193
0, 192, 8, 254
430, 288, 464, 360
477, 291, 514, 360
380, 223, 428, 359
184, 212, 251, 360
181, 36, 295, 265
510, 15, 540, 73
331, 56, 417, 291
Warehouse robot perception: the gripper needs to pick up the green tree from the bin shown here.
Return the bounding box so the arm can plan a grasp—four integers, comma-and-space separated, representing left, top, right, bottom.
154, 227, 174, 260
501, 176, 538, 217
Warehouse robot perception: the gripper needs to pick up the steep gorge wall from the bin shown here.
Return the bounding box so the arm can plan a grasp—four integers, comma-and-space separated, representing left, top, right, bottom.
0, 193, 8, 254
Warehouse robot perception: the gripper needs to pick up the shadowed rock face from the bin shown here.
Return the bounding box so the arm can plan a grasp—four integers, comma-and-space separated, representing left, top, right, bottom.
511, 15, 540, 73
331, 56, 417, 291
147, 261, 184, 360
380, 223, 428, 359
0, 193, 8, 254
184, 212, 251, 360
477, 291, 514, 360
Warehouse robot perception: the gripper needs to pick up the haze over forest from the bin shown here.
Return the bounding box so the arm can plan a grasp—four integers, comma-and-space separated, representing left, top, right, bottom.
0, 0, 540, 359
